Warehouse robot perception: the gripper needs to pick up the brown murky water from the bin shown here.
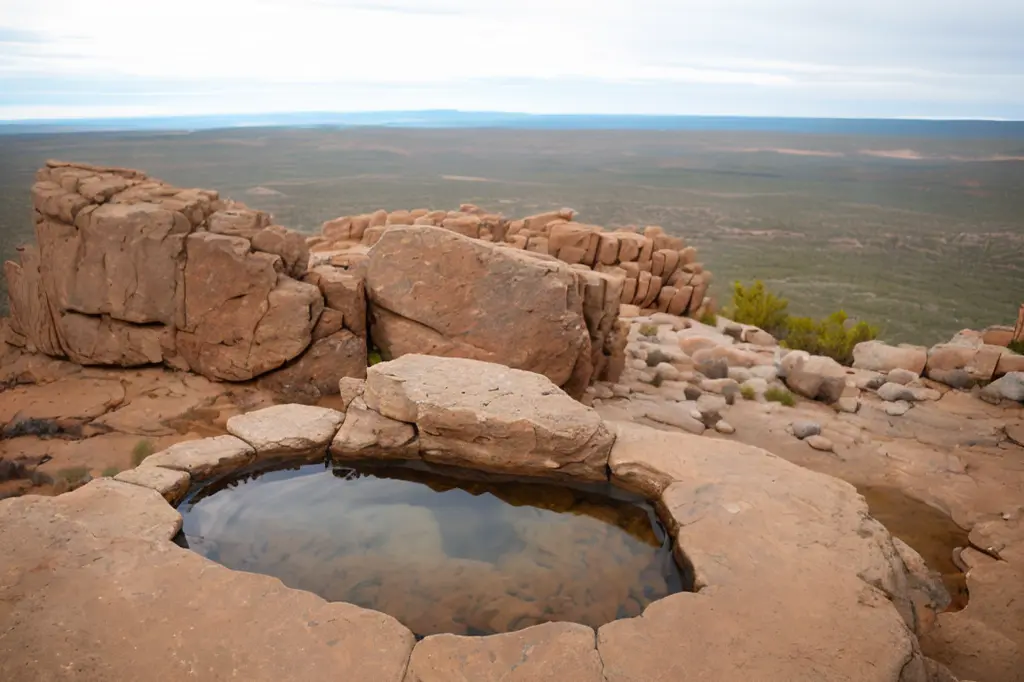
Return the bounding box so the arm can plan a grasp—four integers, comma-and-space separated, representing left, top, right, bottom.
858, 485, 970, 611
176, 460, 690, 637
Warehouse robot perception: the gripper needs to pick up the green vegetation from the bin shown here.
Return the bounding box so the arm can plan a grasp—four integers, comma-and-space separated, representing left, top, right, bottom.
740, 385, 757, 401
132, 439, 155, 466
101, 466, 121, 478
725, 280, 789, 336
764, 386, 796, 407
698, 311, 718, 327
57, 466, 89, 483
782, 311, 879, 366
368, 349, 384, 366
728, 280, 878, 365
639, 323, 659, 338
0, 127, 1020, 344
1009, 340, 1024, 355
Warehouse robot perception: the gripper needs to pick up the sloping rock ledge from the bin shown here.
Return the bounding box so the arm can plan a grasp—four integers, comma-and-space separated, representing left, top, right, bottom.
0, 355, 948, 681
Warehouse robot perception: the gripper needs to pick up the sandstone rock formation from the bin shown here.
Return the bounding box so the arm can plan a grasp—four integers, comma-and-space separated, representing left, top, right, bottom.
4, 161, 367, 397
365, 226, 594, 394
0, 356, 945, 681
359, 354, 615, 481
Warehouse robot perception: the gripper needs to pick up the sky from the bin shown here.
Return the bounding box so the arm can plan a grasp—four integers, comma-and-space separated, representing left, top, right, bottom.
1, 0, 1023, 121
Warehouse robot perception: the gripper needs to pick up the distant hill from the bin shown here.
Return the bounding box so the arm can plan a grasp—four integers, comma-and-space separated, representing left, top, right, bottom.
2, 110, 1023, 139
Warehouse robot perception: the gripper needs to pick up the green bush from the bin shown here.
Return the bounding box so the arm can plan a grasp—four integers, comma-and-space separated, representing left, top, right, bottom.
764, 386, 796, 407
1009, 339, 1024, 355
698, 311, 718, 327
132, 439, 155, 466
781, 311, 879, 366
726, 280, 789, 335
368, 349, 383, 366
726, 280, 879, 366
740, 385, 756, 401
638, 323, 659, 337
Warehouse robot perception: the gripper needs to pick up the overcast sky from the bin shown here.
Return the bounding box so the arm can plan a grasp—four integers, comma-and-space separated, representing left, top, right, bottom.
1, 0, 1023, 120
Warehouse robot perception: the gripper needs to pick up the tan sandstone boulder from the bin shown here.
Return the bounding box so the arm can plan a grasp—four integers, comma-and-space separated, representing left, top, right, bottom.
365, 226, 590, 392
362, 354, 614, 481
852, 341, 928, 374
226, 404, 344, 461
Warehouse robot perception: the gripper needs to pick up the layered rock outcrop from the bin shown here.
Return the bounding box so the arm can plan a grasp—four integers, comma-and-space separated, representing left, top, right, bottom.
4, 161, 367, 398
313, 204, 713, 390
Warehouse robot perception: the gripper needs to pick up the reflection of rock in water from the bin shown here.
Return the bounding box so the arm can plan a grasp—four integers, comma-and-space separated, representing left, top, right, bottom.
179, 462, 685, 637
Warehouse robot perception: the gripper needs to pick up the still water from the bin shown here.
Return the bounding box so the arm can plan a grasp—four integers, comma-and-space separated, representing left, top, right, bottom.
176, 460, 690, 637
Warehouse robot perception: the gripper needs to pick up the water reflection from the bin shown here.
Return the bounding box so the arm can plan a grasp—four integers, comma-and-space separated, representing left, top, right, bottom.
178, 460, 690, 637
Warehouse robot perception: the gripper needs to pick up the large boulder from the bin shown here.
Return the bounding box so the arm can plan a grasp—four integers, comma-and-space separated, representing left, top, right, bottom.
175, 233, 322, 381
365, 226, 591, 393
782, 351, 848, 403
981, 372, 1024, 404
926, 341, 1003, 384
853, 341, 927, 375
362, 354, 614, 481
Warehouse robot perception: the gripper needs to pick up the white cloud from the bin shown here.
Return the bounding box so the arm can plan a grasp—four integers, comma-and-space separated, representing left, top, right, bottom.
1, 0, 1022, 118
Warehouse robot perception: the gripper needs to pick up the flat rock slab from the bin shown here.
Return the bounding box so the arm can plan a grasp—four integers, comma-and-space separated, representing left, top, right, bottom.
364, 354, 613, 481
0, 479, 416, 682
114, 465, 191, 503
226, 403, 344, 460
406, 623, 604, 682
331, 400, 418, 461
141, 434, 255, 479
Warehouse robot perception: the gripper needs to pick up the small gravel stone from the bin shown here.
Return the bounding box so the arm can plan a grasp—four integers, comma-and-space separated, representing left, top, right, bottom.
715, 420, 736, 434
791, 420, 822, 440
884, 400, 911, 416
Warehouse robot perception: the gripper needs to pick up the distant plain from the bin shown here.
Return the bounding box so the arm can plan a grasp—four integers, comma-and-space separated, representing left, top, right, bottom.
1, 125, 1022, 343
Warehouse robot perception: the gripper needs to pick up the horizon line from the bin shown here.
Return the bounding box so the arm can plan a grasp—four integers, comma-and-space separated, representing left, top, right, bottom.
1, 109, 1022, 125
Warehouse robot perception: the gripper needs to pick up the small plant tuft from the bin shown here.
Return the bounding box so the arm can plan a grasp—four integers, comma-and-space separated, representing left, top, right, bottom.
764, 386, 796, 407
638, 323, 659, 337
57, 466, 89, 483
368, 349, 384, 366
132, 439, 155, 466
740, 385, 756, 401
101, 466, 121, 478
698, 311, 718, 327
1009, 339, 1024, 355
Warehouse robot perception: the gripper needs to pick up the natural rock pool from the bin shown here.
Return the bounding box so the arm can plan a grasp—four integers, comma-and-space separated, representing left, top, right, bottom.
175, 460, 691, 637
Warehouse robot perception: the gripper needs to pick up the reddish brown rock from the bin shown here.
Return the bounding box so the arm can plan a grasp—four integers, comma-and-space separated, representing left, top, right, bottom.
175, 233, 321, 381
363, 354, 613, 481
406, 623, 603, 682
366, 227, 590, 390
251, 224, 310, 278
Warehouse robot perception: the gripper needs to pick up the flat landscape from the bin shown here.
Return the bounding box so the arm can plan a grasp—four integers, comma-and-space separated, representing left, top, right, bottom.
2, 125, 1022, 343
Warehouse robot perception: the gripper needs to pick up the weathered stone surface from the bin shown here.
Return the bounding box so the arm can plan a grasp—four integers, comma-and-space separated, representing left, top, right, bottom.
303, 266, 367, 336
995, 351, 1024, 377
363, 355, 613, 481
226, 404, 343, 460
980, 372, 1024, 403
259, 329, 367, 402
603, 422, 930, 681
176, 233, 322, 381
251, 224, 310, 278
927, 342, 1003, 383
806, 434, 834, 452
207, 207, 271, 239
330, 399, 417, 460
60, 202, 191, 324
853, 341, 928, 374
783, 352, 847, 403
878, 382, 919, 403
338, 377, 366, 410
791, 419, 822, 439
886, 368, 920, 385
57, 311, 171, 366
365, 227, 590, 391
114, 466, 191, 503
0, 480, 416, 681
4, 246, 63, 356
141, 435, 255, 479
405, 623, 604, 682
